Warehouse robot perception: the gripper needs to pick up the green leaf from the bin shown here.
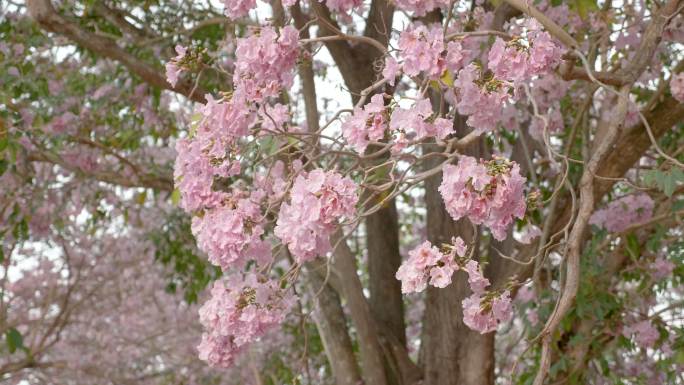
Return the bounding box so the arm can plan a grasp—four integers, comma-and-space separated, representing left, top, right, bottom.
642, 169, 683, 197
0, 136, 8, 152
574, 0, 598, 19
5, 328, 23, 354
171, 189, 181, 206
135, 191, 147, 205
625, 233, 640, 260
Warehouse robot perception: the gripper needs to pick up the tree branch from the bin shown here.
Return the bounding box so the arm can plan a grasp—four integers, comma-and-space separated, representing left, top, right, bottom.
26, 0, 207, 103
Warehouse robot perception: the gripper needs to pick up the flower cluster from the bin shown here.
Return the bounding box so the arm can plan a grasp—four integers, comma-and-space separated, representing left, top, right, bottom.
324, 0, 363, 15
623, 320, 659, 348
223, 0, 256, 19
198, 274, 292, 368
342, 94, 387, 153
453, 64, 510, 133
397, 24, 445, 78
191, 193, 271, 271
389, 98, 453, 142
274, 169, 359, 263
165, 45, 187, 87
233, 26, 300, 102
589, 193, 654, 233
651, 257, 675, 280
439, 156, 527, 241
671, 73, 684, 103
395, 238, 466, 293
393, 0, 451, 16
488, 20, 561, 82
461, 260, 513, 334
174, 95, 254, 212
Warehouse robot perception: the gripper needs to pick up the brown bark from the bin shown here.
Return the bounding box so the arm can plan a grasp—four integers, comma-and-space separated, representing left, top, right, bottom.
367, 202, 406, 347
306, 268, 363, 385
331, 232, 388, 385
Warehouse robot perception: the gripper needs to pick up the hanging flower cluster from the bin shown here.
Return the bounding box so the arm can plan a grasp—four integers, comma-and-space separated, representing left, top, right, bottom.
197, 273, 293, 367
439, 156, 528, 241
395, 237, 467, 293
488, 19, 561, 82
274, 169, 359, 263
233, 26, 300, 102
191, 193, 271, 271
461, 260, 513, 334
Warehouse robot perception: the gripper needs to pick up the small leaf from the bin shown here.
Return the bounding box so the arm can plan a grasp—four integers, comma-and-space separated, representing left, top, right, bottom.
135, 191, 147, 205
171, 189, 181, 206
625, 233, 640, 260
440, 69, 454, 87
573, 0, 598, 19
6, 328, 23, 354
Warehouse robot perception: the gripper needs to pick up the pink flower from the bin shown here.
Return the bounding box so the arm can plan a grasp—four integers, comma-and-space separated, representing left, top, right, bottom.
651, 258, 675, 280
488, 21, 560, 82
589, 193, 654, 233
191, 194, 271, 271
342, 94, 387, 153
397, 24, 446, 79
393, 0, 451, 16
623, 320, 659, 348
464, 260, 489, 294
165, 45, 187, 87
223, 0, 257, 19
446, 41, 467, 74
518, 224, 542, 244
323, 0, 363, 15
233, 26, 300, 102
670, 73, 684, 103
439, 156, 527, 241
515, 285, 535, 303
274, 169, 358, 263
389, 98, 453, 141
461, 260, 513, 334
382, 56, 401, 86
453, 64, 510, 133
462, 293, 498, 334
198, 273, 293, 368
395, 240, 461, 293
173, 95, 255, 212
